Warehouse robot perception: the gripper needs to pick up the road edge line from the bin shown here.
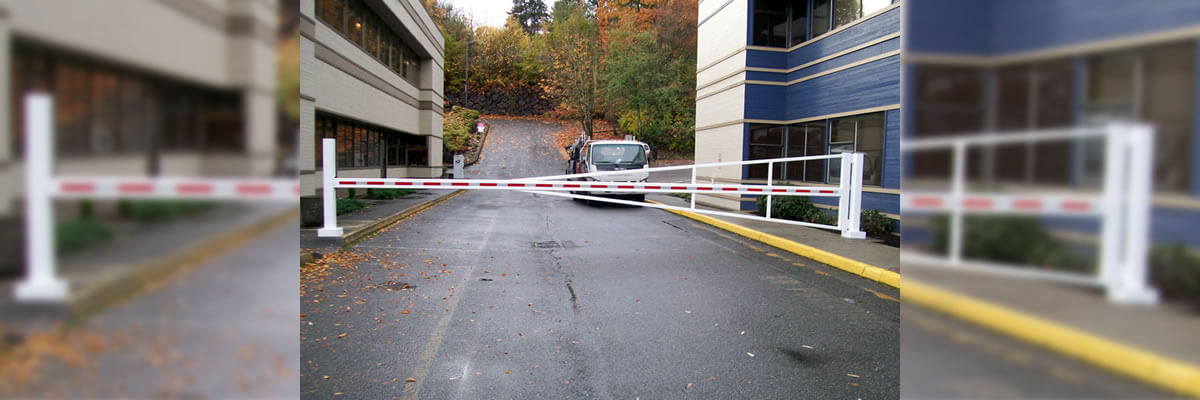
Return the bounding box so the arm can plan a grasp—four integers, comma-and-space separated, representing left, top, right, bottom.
646, 199, 900, 288
903, 278, 1200, 397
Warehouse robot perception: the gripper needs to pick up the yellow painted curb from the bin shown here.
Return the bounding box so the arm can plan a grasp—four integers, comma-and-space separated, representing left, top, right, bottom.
903, 279, 1200, 397
647, 200, 900, 288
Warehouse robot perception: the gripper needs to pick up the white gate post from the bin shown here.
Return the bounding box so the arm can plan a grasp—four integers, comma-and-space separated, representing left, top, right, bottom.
766, 161, 774, 219
689, 165, 697, 209
1097, 124, 1126, 293
841, 152, 866, 239
15, 93, 68, 301
949, 140, 967, 264
1109, 123, 1158, 304
317, 138, 343, 237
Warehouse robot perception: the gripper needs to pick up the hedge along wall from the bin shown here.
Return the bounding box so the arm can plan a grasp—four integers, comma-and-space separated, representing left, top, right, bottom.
445, 86, 554, 116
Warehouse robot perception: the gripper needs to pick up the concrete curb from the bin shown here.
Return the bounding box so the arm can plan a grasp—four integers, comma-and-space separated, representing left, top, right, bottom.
68, 205, 300, 320
903, 279, 1200, 397
465, 122, 491, 167
647, 200, 900, 288
341, 189, 466, 248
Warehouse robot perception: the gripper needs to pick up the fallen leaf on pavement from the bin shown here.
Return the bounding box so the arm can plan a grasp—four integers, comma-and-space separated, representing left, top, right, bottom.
505, 370, 512, 374
406, 378, 416, 382
847, 373, 860, 378
337, 333, 347, 339
401, 310, 410, 314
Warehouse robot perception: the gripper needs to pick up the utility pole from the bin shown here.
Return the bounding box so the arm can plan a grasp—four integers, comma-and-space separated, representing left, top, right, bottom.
464, 40, 476, 103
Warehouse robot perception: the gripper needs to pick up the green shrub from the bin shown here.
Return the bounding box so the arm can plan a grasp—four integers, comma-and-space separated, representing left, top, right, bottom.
861, 209, 894, 238
451, 105, 480, 121
442, 111, 472, 153
79, 199, 95, 221
117, 200, 215, 222
367, 188, 416, 199
336, 198, 366, 215
56, 219, 113, 254
1149, 243, 1200, 302
347, 188, 357, 199
755, 195, 834, 225
930, 215, 1090, 272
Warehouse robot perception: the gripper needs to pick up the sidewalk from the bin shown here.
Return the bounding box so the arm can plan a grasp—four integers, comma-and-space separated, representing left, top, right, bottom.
0, 202, 298, 334
299, 189, 464, 251
646, 193, 899, 273
904, 264, 1200, 396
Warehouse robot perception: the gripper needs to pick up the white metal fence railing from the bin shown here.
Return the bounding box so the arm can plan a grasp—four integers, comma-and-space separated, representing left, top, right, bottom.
316, 138, 868, 239
15, 94, 297, 302
900, 123, 1158, 305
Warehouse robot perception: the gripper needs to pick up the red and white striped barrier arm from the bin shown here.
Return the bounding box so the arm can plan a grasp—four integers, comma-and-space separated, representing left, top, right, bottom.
331, 178, 840, 196
51, 177, 300, 200
901, 192, 1102, 216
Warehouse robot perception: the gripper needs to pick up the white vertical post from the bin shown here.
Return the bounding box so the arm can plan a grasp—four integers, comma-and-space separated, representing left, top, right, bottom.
949, 140, 966, 264
1109, 123, 1158, 304
1097, 124, 1126, 291
15, 93, 68, 301
689, 164, 697, 210
317, 138, 343, 237
841, 152, 866, 239
837, 153, 850, 231
766, 161, 774, 219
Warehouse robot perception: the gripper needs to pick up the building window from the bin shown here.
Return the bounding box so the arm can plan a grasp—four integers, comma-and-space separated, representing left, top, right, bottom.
753, 0, 891, 48
11, 40, 243, 159
752, 0, 788, 48
318, 0, 345, 32
827, 113, 883, 186
748, 113, 883, 186
810, 0, 831, 38
1143, 41, 1195, 193
316, 0, 421, 86
316, 113, 428, 170
748, 124, 785, 178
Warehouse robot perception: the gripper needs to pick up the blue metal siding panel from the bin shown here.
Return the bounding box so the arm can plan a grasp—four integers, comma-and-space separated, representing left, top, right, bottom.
746, 70, 788, 82
905, 0, 993, 55
883, 109, 900, 189
746, 50, 788, 70
744, 84, 788, 120
991, 0, 1200, 54
784, 55, 900, 120
740, 38, 902, 84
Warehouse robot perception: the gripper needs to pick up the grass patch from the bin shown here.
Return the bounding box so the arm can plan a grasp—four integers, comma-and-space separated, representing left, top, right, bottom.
670, 193, 691, 201
56, 219, 114, 254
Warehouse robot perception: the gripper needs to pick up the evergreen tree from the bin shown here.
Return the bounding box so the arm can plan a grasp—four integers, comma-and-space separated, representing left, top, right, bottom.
509, 0, 550, 34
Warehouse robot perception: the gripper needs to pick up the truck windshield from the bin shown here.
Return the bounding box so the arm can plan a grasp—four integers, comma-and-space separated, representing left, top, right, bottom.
590, 144, 646, 164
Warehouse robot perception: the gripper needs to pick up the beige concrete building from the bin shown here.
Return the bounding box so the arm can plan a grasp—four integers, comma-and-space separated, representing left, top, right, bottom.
0, 0, 279, 273
298, 0, 444, 213
0, 0, 279, 208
